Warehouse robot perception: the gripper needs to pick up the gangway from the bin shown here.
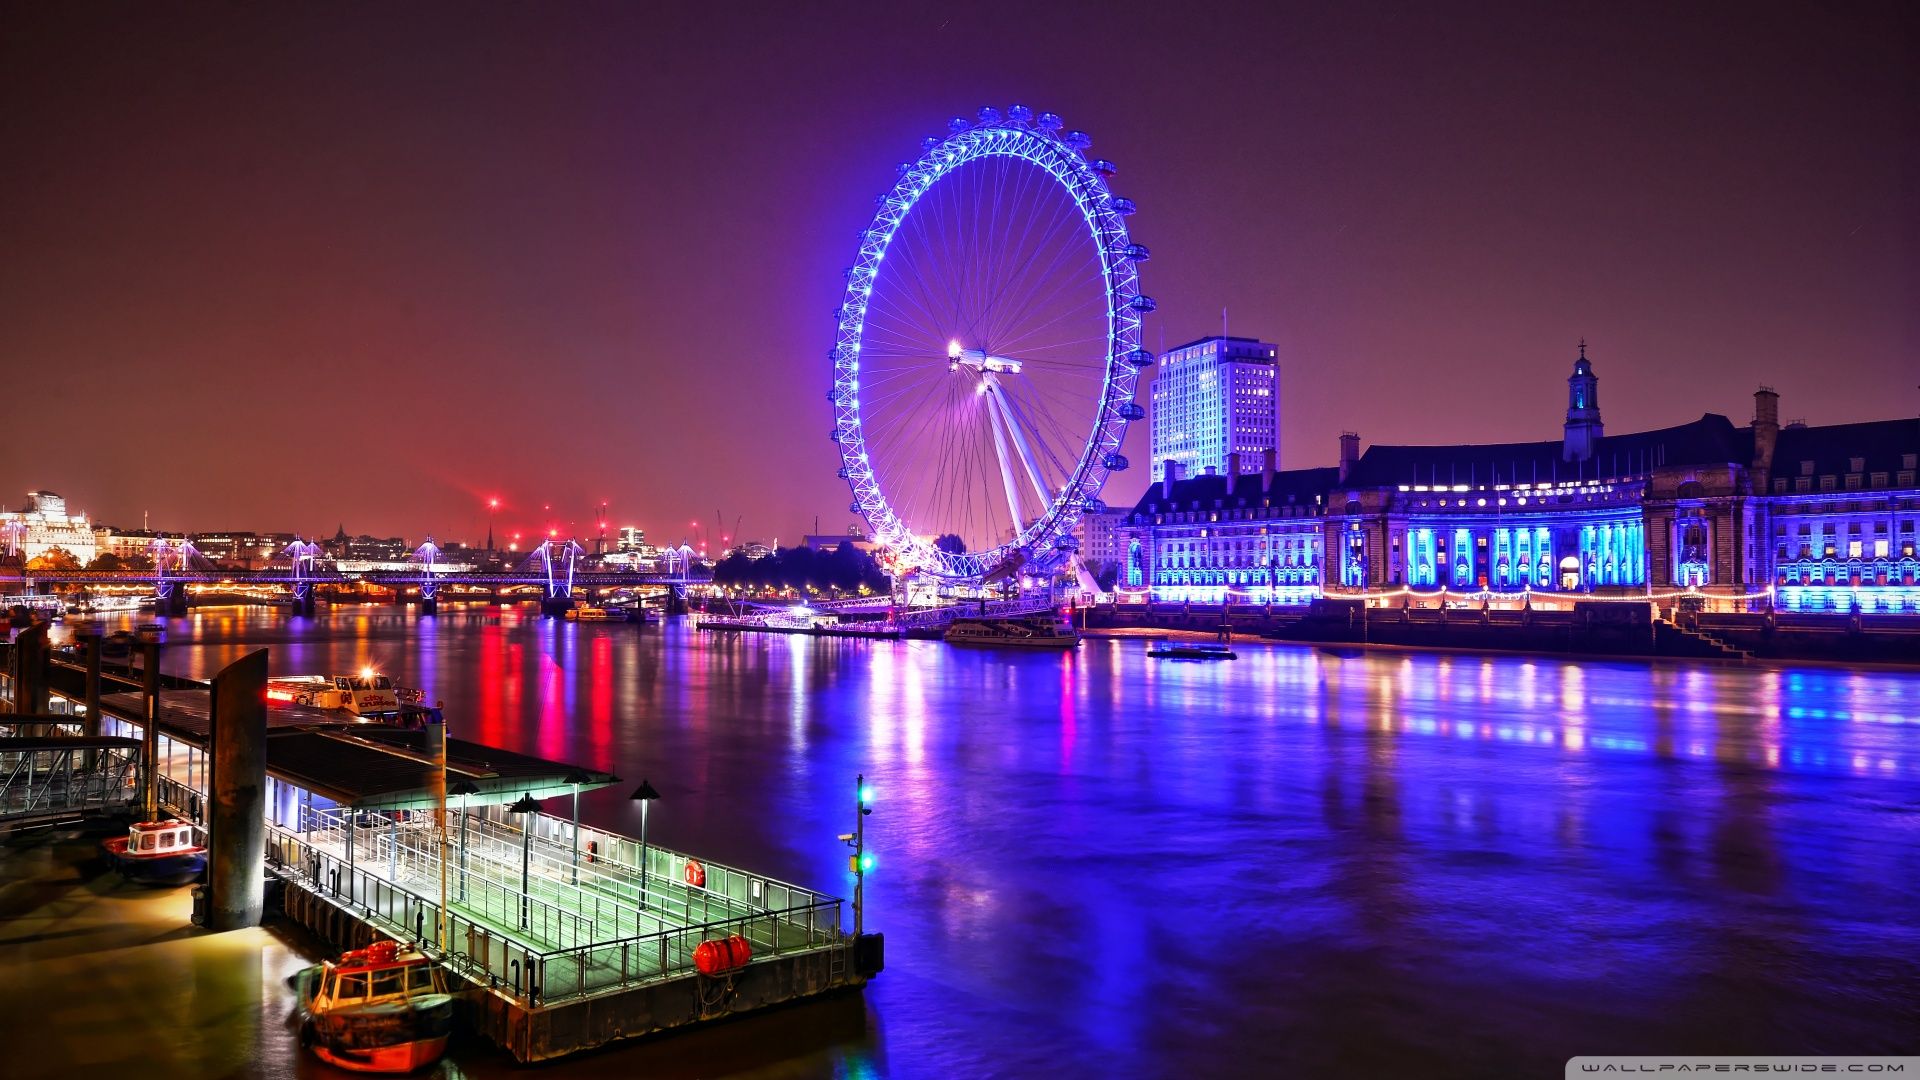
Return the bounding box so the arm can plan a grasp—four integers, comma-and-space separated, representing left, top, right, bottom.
0, 733, 142, 829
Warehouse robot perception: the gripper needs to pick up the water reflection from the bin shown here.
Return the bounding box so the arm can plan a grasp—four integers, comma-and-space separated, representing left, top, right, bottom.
84, 605, 1920, 1076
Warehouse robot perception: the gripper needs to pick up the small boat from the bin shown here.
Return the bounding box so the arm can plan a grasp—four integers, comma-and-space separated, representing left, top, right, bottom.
944, 614, 1081, 649
1148, 627, 1237, 660
293, 939, 454, 1074
564, 605, 624, 622
102, 819, 208, 886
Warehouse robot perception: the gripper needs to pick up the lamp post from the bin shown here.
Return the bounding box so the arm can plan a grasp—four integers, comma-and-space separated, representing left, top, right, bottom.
487, 498, 499, 554
630, 780, 660, 911
507, 793, 540, 931
565, 769, 591, 886
449, 780, 478, 903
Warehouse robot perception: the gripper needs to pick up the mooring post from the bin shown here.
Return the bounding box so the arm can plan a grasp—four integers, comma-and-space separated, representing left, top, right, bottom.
207, 648, 269, 931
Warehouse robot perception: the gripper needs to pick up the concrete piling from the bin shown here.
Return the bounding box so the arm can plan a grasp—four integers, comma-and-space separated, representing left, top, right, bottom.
207, 648, 269, 931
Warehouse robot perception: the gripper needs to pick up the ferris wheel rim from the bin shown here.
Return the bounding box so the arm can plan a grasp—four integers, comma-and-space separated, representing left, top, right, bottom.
828, 112, 1148, 582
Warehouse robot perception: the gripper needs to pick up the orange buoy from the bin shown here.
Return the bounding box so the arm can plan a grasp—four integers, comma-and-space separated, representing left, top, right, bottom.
684, 858, 706, 887
693, 933, 752, 976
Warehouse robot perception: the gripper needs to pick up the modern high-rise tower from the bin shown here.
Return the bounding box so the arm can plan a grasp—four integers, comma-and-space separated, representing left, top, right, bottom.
1149, 335, 1280, 481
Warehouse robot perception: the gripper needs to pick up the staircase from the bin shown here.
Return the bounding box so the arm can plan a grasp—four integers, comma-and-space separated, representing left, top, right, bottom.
1654, 618, 1752, 661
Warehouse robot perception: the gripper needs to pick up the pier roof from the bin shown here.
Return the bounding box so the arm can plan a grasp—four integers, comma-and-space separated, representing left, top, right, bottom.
97, 689, 618, 810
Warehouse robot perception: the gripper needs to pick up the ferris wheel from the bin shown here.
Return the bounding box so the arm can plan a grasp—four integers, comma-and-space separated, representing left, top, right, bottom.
829, 106, 1154, 583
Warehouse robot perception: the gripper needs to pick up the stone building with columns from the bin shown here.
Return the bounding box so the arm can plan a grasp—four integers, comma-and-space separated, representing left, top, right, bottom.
1119, 347, 1920, 613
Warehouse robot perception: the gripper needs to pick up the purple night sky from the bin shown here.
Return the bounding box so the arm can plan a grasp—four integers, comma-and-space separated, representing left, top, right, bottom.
2, 3, 1911, 545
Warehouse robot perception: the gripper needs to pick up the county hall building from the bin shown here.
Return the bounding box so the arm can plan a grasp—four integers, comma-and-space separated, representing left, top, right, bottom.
1118, 346, 1920, 615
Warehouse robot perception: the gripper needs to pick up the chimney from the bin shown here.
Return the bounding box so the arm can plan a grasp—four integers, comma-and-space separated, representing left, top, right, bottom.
1261, 448, 1277, 494
1161, 459, 1180, 498
1204, 464, 1217, 477
1750, 385, 1780, 493
1338, 431, 1361, 484
1226, 451, 1242, 480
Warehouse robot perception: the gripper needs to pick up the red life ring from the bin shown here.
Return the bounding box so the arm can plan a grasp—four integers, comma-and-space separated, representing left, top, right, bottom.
684, 858, 706, 887
584, 840, 598, 864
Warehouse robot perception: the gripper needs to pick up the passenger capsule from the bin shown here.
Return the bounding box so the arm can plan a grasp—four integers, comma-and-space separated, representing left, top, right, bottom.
1120, 242, 1150, 261
1103, 452, 1130, 471
1083, 497, 1108, 514
1110, 196, 1137, 215
977, 106, 1002, 124
1128, 294, 1157, 313
849, 501, 862, 513
1090, 159, 1118, 175
1123, 347, 1155, 368
921, 136, 940, 151
1117, 402, 1146, 421
1007, 104, 1034, 123
1037, 111, 1064, 131
1064, 130, 1092, 150
836, 467, 850, 480
949, 117, 969, 133
1054, 536, 1080, 551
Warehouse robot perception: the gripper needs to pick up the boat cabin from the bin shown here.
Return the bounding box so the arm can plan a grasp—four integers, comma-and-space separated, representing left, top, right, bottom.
127, 820, 200, 854
311, 944, 446, 1012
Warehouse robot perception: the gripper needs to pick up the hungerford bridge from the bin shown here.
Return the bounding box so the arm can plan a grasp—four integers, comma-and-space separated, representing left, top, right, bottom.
0, 538, 706, 617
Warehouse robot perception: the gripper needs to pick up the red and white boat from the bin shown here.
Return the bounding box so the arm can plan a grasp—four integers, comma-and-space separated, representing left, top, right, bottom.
293, 939, 454, 1073
101, 819, 207, 886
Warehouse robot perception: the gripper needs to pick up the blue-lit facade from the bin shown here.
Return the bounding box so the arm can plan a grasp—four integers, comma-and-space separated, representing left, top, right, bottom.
1119, 350, 1920, 614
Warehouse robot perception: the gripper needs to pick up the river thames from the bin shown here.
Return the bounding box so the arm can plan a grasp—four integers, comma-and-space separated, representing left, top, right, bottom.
36, 606, 1920, 1077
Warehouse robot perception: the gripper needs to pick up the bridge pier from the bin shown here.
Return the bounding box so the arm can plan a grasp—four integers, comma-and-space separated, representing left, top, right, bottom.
291, 585, 316, 617
419, 592, 438, 616
540, 595, 574, 619
666, 584, 688, 616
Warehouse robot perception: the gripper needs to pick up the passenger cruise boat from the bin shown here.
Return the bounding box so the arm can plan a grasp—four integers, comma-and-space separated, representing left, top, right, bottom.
267, 669, 425, 723
293, 939, 454, 1073
944, 614, 1081, 649
102, 819, 207, 886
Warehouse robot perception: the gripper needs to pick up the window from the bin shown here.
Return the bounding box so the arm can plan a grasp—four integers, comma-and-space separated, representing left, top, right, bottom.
335, 974, 368, 1001
1819, 475, 1836, 491
370, 970, 405, 998
1800, 461, 1815, 476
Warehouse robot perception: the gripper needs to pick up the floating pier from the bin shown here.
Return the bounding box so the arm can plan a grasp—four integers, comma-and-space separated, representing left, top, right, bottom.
4, 640, 882, 1063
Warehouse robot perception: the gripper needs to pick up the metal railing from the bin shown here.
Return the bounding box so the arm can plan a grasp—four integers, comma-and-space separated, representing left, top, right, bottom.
0, 739, 141, 822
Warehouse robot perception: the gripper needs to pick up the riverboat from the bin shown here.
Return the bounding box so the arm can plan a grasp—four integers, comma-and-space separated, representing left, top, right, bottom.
102, 819, 207, 886
944, 614, 1081, 649
267, 669, 431, 724
1147, 629, 1237, 660
292, 939, 454, 1074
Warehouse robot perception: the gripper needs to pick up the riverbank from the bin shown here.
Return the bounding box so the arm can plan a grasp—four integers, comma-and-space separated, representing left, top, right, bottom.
1086, 598, 1920, 666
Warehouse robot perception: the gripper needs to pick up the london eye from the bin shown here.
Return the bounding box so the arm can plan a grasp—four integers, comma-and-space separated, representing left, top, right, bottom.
828, 106, 1153, 584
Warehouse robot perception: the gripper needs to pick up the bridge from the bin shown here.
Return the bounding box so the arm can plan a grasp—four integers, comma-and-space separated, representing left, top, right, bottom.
2, 537, 709, 617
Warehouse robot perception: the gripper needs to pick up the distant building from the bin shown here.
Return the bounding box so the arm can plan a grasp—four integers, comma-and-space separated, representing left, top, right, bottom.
1120, 346, 1920, 614
1075, 506, 1130, 568
2, 491, 99, 564
616, 526, 647, 552
803, 525, 878, 554
1149, 335, 1280, 481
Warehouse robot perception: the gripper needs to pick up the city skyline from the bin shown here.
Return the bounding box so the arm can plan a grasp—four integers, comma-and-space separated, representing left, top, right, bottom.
4, 4, 1911, 539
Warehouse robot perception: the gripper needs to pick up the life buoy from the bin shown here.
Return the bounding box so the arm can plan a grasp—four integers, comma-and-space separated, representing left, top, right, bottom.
584, 840, 598, 865
684, 859, 706, 887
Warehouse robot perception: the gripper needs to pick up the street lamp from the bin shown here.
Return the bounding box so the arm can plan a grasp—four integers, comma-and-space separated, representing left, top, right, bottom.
630, 780, 660, 910
564, 769, 591, 886
449, 779, 479, 903
507, 793, 541, 931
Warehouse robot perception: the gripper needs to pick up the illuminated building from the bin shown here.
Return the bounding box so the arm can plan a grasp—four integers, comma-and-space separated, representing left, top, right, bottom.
1149, 335, 1279, 481
1121, 347, 1920, 613
1, 491, 99, 564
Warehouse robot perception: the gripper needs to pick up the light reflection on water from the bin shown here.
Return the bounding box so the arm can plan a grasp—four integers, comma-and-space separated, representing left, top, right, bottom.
109, 606, 1920, 1077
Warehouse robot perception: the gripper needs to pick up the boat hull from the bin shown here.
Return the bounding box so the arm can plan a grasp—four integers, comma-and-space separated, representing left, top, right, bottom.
306, 996, 454, 1075
947, 636, 1080, 649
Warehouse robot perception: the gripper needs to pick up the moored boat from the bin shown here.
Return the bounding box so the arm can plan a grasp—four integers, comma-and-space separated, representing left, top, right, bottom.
1148, 626, 1237, 660
293, 939, 454, 1074
267, 669, 413, 721
944, 614, 1081, 649
102, 819, 208, 886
